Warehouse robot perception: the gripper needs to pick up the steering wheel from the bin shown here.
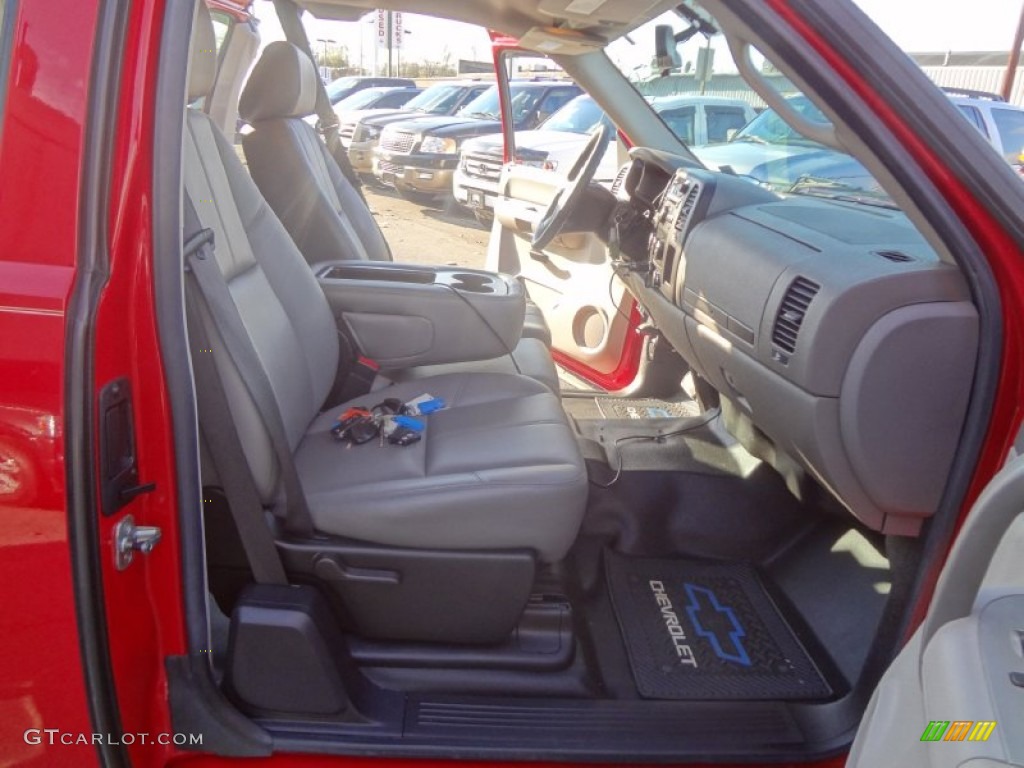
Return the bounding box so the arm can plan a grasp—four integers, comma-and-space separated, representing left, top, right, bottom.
531, 124, 611, 251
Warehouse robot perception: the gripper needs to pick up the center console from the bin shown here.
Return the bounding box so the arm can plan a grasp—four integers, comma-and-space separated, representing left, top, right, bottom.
316, 261, 526, 369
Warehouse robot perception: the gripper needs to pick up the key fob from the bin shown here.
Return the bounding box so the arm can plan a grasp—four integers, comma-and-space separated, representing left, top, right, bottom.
388, 427, 421, 446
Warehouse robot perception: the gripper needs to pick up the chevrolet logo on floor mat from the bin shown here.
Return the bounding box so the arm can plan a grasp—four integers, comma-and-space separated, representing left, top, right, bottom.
683, 583, 752, 666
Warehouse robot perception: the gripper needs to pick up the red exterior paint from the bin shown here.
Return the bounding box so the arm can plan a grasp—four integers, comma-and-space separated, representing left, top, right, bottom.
765, 0, 1024, 633
95, 0, 190, 765
0, 0, 101, 764
552, 301, 645, 392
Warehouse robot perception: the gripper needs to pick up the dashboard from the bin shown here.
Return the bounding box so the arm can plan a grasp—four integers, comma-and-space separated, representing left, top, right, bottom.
614, 148, 978, 536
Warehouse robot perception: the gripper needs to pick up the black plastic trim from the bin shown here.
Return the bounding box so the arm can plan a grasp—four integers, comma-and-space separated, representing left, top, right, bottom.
66, 2, 131, 766
152, 0, 271, 755
165, 656, 272, 756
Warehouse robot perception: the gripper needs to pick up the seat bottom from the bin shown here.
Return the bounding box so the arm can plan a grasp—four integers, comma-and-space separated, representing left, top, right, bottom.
294, 372, 588, 562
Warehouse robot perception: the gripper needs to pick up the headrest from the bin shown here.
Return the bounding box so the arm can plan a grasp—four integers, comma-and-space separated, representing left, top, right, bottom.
238, 42, 320, 123
188, 3, 218, 102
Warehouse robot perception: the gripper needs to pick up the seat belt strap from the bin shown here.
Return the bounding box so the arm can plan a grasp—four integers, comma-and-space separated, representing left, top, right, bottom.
272, 0, 367, 203
186, 292, 288, 585
183, 194, 314, 536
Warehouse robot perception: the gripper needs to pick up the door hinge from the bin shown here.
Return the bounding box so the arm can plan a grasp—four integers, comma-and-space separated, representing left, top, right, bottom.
113, 514, 162, 570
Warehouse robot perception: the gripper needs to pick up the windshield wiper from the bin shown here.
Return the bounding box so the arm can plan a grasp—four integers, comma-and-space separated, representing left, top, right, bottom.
734, 134, 768, 144
465, 111, 499, 120
789, 177, 899, 210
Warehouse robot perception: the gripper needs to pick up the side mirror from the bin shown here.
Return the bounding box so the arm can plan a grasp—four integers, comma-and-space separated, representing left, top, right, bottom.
654, 25, 682, 71
726, 128, 738, 141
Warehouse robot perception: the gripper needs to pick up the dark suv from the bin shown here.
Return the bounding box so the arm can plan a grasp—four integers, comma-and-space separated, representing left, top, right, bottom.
345, 80, 493, 176
372, 80, 581, 201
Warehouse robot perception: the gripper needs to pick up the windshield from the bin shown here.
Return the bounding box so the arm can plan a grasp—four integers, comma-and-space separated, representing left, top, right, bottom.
540, 95, 611, 134
606, 11, 893, 202
457, 86, 500, 119
336, 88, 392, 111
457, 84, 540, 124
404, 84, 466, 114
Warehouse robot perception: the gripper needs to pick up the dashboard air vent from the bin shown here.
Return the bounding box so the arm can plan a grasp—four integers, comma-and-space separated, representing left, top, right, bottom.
772, 277, 820, 357
610, 165, 629, 196
680, 181, 701, 218
875, 249, 914, 263
675, 181, 702, 234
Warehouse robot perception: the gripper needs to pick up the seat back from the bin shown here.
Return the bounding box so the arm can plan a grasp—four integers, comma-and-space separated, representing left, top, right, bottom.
185, 5, 339, 503
239, 42, 391, 266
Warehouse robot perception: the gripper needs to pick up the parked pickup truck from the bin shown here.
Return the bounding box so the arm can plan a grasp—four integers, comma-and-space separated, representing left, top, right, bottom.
373, 80, 581, 202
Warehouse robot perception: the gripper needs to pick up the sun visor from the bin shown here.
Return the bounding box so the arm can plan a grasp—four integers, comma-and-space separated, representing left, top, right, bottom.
297, 2, 372, 21
517, 26, 606, 55
539, 0, 672, 27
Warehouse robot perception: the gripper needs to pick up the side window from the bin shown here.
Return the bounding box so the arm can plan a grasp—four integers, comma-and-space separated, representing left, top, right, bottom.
705, 106, 750, 144
957, 105, 988, 138
378, 91, 413, 108
660, 106, 696, 145
990, 107, 1024, 164
537, 88, 576, 120
509, 88, 545, 126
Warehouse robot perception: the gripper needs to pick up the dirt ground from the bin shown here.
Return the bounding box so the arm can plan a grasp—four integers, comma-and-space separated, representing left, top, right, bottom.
362, 184, 490, 268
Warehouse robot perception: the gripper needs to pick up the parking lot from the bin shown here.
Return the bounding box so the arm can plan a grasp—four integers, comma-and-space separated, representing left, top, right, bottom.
363, 184, 490, 268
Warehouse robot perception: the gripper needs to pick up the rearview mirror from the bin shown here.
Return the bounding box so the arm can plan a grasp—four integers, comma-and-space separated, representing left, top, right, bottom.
654, 25, 682, 71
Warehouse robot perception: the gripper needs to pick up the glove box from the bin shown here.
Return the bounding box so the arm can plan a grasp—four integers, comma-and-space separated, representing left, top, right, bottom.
317, 262, 526, 369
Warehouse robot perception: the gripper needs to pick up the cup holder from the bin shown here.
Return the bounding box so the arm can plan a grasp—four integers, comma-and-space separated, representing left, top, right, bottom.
450, 273, 496, 294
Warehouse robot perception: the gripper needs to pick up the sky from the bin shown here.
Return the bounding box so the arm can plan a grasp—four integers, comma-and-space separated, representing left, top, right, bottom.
250, 1, 1024, 76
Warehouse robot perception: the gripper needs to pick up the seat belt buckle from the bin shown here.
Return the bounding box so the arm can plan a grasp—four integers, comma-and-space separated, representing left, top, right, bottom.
355, 356, 379, 378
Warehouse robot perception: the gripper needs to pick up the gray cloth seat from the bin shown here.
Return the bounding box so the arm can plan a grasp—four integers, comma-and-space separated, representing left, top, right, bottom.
238, 42, 553, 350
298, 373, 586, 562
185, 6, 587, 563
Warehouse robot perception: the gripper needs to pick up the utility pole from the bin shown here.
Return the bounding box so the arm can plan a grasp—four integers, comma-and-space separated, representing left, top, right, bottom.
387, 11, 393, 77
1001, 0, 1024, 100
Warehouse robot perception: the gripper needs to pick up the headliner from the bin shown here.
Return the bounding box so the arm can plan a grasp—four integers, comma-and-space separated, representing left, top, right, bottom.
297, 0, 680, 49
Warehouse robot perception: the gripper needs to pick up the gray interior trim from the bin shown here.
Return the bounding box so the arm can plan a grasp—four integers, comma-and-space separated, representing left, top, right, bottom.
921, 455, 1024, 648
703, 0, 1003, 658
319, 271, 526, 368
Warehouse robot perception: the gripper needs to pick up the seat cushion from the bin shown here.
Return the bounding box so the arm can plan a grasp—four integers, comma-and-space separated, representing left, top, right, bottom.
386, 337, 560, 393
294, 372, 587, 562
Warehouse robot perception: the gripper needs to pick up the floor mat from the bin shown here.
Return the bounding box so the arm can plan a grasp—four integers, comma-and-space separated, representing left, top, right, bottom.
604, 551, 831, 701
596, 397, 701, 420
